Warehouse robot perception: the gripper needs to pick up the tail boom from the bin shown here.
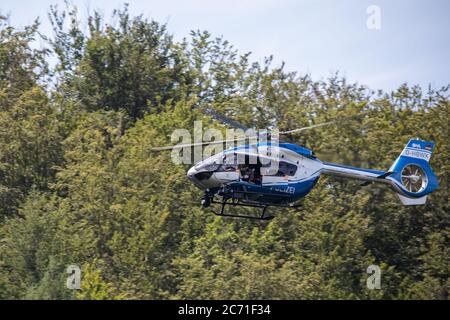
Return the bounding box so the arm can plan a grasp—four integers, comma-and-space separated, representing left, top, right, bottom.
322, 163, 388, 183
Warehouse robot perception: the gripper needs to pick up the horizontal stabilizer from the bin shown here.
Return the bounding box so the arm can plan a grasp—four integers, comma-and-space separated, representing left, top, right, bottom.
360, 171, 393, 186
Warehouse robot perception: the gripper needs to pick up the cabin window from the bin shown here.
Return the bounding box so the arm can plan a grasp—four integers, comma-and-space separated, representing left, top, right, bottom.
262, 161, 297, 177
261, 160, 297, 176
276, 161, 297, 176
236, 155, 263, 185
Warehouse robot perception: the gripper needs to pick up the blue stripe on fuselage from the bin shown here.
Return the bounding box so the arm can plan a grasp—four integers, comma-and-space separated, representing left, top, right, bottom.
226, 174, 320, 204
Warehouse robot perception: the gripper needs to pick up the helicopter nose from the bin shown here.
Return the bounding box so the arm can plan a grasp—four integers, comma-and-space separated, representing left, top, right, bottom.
187, 166, 197, 180
187, 166, 215, 190
187, 166, 203, 189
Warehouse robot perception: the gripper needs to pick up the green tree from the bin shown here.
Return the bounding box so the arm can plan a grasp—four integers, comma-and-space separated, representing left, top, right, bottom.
49, 3, 192, 120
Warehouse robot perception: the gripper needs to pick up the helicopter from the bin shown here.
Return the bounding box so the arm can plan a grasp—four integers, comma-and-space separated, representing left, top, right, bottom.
152, 110, 439, 220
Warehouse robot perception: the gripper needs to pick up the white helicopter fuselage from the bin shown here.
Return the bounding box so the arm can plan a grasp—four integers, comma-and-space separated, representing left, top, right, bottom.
187, 143, 323, 203
187, 140, 438, 206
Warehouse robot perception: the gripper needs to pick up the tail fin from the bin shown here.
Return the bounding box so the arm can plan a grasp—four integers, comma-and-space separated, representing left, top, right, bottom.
388, 139, 439, 205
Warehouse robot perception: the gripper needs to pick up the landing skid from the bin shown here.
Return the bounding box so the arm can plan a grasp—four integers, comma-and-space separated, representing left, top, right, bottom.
201, 190, 303, 221
210, 198, 274, 221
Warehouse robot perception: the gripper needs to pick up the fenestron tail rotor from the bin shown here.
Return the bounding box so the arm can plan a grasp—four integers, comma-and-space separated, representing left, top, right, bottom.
401, 164, 428, 193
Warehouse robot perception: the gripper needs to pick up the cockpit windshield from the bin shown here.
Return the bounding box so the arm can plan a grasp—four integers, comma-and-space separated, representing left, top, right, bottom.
194, 152, 297, 182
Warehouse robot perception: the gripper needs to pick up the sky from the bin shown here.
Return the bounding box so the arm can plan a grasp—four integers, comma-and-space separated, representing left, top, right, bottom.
1, 0, 449, 92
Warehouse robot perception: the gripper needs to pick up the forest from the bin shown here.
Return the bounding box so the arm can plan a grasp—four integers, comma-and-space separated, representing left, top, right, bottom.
0, 3, 448, 299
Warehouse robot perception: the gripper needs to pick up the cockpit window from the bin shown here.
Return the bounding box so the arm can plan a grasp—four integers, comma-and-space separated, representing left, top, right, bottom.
223, 154, 238, 165
217, 164, 238, 172
195, 162, 220, 172
214, 154, 238, 172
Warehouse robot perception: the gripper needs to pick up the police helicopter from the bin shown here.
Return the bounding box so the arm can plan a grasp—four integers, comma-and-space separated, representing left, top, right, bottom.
152, 110, 439, 220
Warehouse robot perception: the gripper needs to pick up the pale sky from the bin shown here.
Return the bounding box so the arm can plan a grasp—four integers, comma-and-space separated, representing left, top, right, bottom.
1, 0, 449, 92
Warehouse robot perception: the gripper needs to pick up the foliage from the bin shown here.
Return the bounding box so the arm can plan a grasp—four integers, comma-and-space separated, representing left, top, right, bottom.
0, 4, 448, 300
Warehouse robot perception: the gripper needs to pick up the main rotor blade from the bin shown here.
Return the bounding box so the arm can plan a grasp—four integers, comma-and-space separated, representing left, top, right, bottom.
151, 136, 253, 151
279, 121, 335, 135
204, 108, 249, 131
151, 120, 335, 151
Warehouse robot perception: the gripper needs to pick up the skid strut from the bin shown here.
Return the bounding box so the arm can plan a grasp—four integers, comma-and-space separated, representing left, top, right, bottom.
210, 197, 274, 221
201, 187, 302, 221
